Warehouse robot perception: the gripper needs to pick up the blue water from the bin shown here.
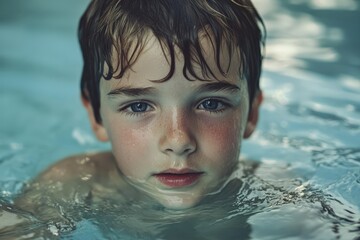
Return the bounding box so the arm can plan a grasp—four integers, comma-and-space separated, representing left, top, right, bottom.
0, 0, 359, 239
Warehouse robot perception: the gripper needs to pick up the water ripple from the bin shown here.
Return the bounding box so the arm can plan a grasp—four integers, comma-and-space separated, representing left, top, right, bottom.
288, 103, 360, 130
312, 148, 360, 168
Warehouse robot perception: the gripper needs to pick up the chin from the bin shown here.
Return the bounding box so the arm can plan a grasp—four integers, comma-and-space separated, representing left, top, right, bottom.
156, 194, 202, 210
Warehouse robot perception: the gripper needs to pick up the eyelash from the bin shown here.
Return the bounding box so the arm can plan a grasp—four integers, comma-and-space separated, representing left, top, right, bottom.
197, 98, 230, 113
118, 101, 154, 116
118, 98, 230, 116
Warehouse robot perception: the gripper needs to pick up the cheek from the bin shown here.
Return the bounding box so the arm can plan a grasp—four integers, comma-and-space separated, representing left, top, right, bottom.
105, 119, 152, 177
198, 113, 244, 163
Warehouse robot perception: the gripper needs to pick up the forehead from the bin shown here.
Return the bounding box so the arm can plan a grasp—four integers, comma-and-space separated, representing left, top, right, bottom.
102, 31, 243, 89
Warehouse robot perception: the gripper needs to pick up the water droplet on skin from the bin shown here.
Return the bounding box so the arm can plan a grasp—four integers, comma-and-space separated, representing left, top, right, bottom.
81, 174, 92, 181
76, 157, 90, 165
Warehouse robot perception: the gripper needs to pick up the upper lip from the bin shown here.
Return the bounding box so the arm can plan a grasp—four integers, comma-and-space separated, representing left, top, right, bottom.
154, 168, 202, 175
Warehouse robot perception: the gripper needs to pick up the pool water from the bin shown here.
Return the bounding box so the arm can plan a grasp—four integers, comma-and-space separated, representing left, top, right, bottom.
0, 0, 359, 239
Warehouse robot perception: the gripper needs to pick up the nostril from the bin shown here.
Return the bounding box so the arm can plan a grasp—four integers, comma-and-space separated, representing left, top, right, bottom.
184, 148, 193, 154
164, 144, 196, 155
165, 148, 173, 153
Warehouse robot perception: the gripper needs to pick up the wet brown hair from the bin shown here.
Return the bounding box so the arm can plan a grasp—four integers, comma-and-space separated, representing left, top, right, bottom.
79, 0, 265, 123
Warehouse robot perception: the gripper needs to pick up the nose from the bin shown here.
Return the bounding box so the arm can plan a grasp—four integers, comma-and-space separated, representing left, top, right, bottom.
159, 109, 197, 156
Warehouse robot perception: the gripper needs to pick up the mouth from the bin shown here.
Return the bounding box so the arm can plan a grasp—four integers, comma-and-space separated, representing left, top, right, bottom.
154, 169, 204, 188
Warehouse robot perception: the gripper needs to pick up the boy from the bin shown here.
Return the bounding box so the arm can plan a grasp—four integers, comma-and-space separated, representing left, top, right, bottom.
17, 0, 264, 215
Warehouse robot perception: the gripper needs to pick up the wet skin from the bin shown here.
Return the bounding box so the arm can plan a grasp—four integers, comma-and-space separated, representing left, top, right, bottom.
83, 33, 262, 209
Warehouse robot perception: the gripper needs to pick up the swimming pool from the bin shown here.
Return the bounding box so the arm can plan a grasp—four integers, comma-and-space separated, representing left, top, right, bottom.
0, 0, 359, 239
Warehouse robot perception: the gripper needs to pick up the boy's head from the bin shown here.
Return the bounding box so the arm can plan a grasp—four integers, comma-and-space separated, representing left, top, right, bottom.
79, 0, 264, 124
79, 0, 265, 209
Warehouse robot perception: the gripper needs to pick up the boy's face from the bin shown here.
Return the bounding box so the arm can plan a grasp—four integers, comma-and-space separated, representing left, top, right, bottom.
84, 34, 261, 209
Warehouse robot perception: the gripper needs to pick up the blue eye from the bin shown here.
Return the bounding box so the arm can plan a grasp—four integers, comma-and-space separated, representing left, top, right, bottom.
129, 102, 150, 112
201, 99, 220, 110
118, 101, 154, 116
198, 99, 227, 112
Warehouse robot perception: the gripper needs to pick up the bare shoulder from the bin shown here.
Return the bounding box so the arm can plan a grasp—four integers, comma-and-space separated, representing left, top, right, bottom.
35, 151, 117, 182
14, 151, 119, 215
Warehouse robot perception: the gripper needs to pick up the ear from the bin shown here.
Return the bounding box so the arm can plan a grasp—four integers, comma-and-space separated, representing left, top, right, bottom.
81, 96, 109, 142
243, 91, 263, 139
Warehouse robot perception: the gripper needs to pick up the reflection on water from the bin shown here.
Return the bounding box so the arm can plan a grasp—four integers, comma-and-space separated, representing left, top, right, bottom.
254, 0, 360, 78
0, 0, 359, 239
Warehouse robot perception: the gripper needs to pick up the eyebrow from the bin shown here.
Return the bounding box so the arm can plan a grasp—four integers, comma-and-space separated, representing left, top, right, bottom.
107, 81, 240, 97
107, 87, 157, 97
195, 82, 240, 94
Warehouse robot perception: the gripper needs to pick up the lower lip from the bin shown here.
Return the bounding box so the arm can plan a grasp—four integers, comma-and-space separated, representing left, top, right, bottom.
154, 173, 203, 188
